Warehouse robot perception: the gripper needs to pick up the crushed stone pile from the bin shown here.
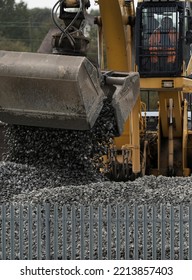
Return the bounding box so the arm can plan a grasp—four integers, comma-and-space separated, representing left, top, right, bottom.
0, 168, 192, 260
2, 97, 118, 184
0, 97, 192, 259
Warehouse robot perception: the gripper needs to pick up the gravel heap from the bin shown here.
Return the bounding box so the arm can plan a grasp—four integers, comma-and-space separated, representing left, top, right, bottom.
3, 97, 118, 185
0, 168, 192, 260
0, 98, 192, 260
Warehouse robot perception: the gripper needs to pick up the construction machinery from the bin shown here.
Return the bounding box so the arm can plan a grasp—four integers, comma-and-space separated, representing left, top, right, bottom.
0, 0, 192, 179
136, 0, 192, 177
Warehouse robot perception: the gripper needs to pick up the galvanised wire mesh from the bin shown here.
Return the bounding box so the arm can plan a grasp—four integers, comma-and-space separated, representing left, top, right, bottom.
0, 204, 191, 260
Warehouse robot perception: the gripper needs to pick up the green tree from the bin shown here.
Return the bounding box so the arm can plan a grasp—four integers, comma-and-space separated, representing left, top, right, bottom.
0, 2, 100, 53
0, 0, 29, 45
0, 36, 29, 51
28, 8, 53, 51
0, 0, 53, 52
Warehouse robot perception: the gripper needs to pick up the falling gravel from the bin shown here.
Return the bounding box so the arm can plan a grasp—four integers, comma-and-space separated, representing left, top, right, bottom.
2, 97, 119, 185
1, 97, 192, 259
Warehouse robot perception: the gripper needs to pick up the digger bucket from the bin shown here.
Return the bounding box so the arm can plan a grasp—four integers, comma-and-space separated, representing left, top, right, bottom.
104, 72, 140, 135
0, 51, 104, 130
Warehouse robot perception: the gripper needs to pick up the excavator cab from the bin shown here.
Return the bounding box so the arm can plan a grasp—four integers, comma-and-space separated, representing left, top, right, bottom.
136, 1, 191, 77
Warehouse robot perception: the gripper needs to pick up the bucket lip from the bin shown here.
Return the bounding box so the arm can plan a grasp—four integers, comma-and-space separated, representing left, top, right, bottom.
0, 50, 88, 65
0, 51, 93, 81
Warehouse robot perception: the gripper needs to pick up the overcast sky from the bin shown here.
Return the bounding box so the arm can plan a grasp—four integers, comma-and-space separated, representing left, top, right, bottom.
15, 0, 97, 9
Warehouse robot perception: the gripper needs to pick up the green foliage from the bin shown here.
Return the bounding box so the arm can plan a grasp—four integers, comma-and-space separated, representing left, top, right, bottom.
0, 36, 29, 51
0, 1, 99, 54
0, 1, 29, 45
0, 0, 53, 52
28, 8, 53, 51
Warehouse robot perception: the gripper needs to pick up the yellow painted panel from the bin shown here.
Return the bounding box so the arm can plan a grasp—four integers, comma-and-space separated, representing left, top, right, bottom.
98, 0, 129, 71
140, 77, 192, 92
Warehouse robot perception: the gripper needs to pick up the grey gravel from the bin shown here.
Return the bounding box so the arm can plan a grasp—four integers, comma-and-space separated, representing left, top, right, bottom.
8, 175, 192, 206
1, 164, 192, 259
2, 96, 119, 185
0, 97, 192, 259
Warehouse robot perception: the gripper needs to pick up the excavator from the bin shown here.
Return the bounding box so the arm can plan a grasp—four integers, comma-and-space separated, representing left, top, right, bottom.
0, 0, 192, 180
